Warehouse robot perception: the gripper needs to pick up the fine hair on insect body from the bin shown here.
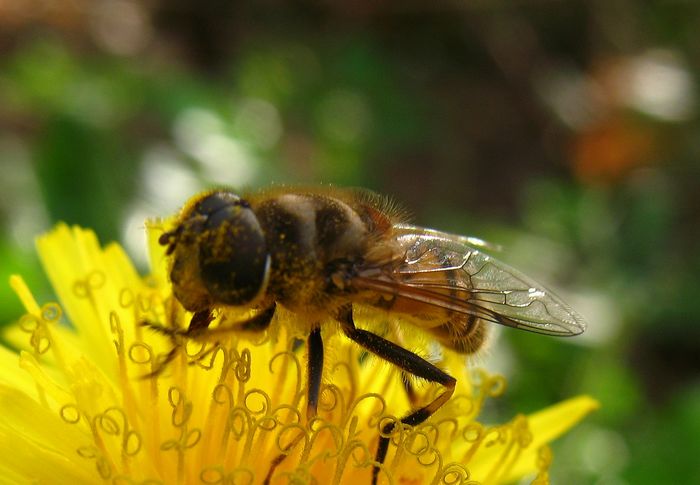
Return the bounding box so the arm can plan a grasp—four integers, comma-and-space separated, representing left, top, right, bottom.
145, 185, 586, 484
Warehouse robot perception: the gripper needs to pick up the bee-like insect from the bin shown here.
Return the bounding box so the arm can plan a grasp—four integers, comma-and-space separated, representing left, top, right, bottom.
152, 186, 586, 483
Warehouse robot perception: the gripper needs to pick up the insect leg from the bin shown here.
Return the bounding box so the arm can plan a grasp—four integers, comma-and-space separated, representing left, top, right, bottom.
142, 345, 180, 379
387, 322, 420, 406
263, 326, 324, 484
183, 305, 276, 373
140, 309, 213, 338
336, 305, 456, 485
194, 303, 276, 337
306, 326, 324, 418
238, 303, 277, 332
140, 309, 213, 377
180, 304, 278, 369
187, 309, 215, 335
141, 305, 276, 377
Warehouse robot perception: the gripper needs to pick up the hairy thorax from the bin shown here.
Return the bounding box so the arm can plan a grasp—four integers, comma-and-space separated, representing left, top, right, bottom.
252, 193, 375, 313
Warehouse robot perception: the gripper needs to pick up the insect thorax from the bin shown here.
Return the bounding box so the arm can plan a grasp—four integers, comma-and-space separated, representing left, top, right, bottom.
253, 193, 372, 311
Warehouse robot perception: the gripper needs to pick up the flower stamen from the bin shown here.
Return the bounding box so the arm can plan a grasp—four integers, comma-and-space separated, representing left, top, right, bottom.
1, 224, 598, 485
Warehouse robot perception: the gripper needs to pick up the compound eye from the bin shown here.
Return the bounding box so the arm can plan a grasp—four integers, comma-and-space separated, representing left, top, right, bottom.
198, 195, 269, 306
194, 191, 243, 216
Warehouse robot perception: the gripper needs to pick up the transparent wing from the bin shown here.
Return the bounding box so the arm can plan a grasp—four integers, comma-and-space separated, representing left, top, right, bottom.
354, 225, 586, 336
393, 223, 504, 252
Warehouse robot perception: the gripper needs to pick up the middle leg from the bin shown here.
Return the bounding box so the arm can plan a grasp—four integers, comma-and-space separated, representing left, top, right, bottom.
263, 325, 324, 484
306, 326, 324, 418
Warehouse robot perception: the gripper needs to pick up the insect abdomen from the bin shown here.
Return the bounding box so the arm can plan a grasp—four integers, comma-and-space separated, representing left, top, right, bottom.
426, 315, 489, 355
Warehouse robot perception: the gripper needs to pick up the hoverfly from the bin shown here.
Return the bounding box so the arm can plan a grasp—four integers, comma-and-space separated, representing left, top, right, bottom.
150, 186, 586, 483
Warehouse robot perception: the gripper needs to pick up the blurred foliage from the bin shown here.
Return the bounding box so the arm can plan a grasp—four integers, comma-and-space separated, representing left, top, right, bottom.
2, 1, 700, 483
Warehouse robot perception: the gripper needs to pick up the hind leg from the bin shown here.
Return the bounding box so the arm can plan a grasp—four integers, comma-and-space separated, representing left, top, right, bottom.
336, 305, 456, 485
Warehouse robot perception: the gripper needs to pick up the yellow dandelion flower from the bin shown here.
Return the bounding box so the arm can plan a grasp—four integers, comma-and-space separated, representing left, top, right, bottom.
1, 223, 598, 484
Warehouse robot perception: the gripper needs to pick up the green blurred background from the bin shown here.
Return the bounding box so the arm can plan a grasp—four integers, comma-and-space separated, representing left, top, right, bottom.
1, 1, 699, 483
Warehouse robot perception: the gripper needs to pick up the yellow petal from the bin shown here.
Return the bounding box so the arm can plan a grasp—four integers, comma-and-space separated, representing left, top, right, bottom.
36, 224, 114, 371
0, 386, 97, 484
466, 395, 599, 483
502, 395, 599, 482
3, 223, 598, 484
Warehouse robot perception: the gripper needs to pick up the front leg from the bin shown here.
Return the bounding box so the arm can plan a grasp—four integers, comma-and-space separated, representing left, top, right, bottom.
141, 304, 276, 377
140, 309, 214, 377
140, 309, 213, 338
